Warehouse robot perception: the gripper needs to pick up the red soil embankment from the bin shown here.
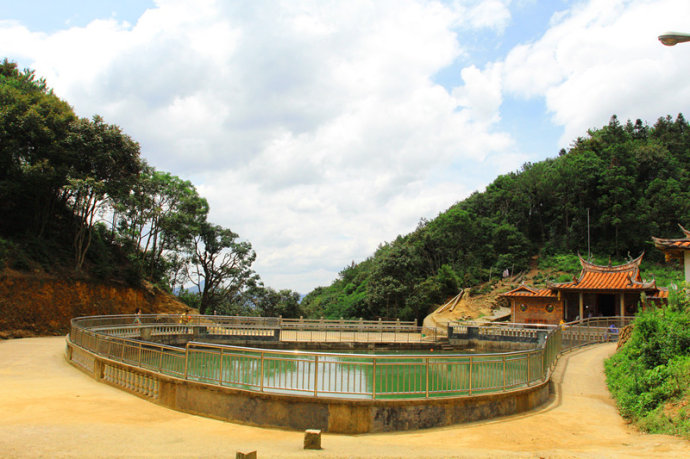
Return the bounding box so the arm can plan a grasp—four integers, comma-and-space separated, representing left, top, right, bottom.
0, 269, 186, 338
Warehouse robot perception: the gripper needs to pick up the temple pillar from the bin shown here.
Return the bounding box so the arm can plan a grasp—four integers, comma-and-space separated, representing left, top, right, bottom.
578, 292, 583, 321
619, 293, 625, 317
684, 251, 690, 283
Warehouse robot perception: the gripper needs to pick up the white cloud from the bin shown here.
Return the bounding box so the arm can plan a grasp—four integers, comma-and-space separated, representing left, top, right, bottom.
453, 63, 504, 124
446, 0, 512, 31
501, 0, 690, 144
12, 0, 687, 293
0, 0, 522, 292
465, 0, 512, 31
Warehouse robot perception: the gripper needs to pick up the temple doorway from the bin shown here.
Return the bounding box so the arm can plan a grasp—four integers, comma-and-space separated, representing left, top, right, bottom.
597, 294, 616, 317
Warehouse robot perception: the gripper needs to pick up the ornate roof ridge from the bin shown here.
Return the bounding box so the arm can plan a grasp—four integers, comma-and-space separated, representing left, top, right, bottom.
627, 274, 656, 289
577, 252, 643, 273
652, 224, 690, 245
503, 284, 538, 295
652, 235, 690, 244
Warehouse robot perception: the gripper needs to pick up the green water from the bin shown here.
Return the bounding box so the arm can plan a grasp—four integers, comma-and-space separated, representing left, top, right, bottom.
177, 348, 542, 399
115, 342, 545, 400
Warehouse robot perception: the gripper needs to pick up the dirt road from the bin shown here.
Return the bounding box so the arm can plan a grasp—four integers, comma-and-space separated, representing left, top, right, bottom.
1, 337, 688, 458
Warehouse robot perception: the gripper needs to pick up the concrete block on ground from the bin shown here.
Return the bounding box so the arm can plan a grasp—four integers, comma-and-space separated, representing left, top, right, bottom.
236, 450, 257, 459
304, 429, 322, 450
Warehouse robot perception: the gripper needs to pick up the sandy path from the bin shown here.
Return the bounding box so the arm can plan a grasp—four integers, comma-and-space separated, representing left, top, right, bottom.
0, 338, 688, 458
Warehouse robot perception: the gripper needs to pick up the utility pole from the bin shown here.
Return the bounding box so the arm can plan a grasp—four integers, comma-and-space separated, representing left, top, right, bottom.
587, 208, 591, 261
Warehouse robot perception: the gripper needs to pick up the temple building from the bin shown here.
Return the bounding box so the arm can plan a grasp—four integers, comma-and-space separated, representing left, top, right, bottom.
652, 225, 690, 282
501, 254, 668, 324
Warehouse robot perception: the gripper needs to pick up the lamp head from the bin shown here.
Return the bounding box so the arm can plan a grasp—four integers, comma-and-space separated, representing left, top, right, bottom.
659, 32, 690, 46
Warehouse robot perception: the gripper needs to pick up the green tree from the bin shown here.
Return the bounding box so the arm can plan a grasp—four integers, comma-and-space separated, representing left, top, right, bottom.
63, 115, 141, 270
116, 166, 208, 284
187, 222, 259, 315
0, 59, 75, 237
249, 286, 302, 318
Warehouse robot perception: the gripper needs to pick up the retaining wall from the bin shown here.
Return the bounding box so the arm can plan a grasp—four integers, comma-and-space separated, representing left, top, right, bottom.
65, 339, 551, 433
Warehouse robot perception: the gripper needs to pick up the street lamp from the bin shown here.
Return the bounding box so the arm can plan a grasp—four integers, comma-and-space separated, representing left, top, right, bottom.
658, 32, 690, 46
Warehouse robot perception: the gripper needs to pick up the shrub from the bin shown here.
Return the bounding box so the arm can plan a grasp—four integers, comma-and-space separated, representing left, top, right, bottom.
605, 295, 690, 439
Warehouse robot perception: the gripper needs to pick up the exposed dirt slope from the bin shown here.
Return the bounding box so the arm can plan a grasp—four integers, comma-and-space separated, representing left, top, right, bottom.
424, 257, 570, 331
0, 269, 188, 338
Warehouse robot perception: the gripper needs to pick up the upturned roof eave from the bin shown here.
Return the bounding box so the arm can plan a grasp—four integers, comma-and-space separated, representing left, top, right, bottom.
652, 236, 690, 250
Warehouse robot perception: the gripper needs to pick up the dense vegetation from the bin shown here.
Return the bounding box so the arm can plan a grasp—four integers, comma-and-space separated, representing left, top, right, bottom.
605, 288, 690, 438
0, 59, 300, 317
303, 115, 690, 322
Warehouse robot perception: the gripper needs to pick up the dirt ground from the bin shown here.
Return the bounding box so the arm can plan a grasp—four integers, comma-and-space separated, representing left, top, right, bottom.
1, 338, 688, 458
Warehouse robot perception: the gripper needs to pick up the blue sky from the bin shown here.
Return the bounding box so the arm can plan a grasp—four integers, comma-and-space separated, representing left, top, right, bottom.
1, 0, 689, 293
0, 1, 154, 32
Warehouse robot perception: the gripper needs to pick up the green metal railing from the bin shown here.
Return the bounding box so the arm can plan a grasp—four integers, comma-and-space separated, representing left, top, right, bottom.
69, 315, 630, 400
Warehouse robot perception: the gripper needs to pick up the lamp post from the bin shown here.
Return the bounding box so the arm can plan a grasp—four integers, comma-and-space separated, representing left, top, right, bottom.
658, 32, 690, 46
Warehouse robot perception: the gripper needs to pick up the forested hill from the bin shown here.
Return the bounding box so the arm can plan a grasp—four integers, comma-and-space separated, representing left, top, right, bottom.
302, 115, 690, 323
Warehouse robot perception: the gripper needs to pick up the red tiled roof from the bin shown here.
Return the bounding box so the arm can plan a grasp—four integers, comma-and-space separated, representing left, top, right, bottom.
652, 224, 690, 252
501, 285, 556, 298
551, 270, 653, 291
549, 253, 657, 292
578, 253, 644, 273
651, 288, 669, 299
652, 237, 690, 251
501, 253, 663, 298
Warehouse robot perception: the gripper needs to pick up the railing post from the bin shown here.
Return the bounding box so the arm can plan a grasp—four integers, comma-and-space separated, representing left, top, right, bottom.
313, 355, 318, 397
219, 348, 224, 386
425, 357, 429, 398
138, 342, 142, 367
260, 351, 264, 392
184, 342, 190, 380
372, 357, 377, 400
527, 351, 531, 386
469, 356, 473, 395
503, 354, 506, 391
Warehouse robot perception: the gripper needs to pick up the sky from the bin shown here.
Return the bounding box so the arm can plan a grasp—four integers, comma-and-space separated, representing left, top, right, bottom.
1, 0, 689, 293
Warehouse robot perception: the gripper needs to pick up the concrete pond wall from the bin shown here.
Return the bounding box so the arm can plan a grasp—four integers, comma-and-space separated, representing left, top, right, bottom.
65, 339, 552, 433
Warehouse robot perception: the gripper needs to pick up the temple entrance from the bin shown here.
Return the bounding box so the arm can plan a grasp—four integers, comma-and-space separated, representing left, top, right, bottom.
597, 294, 616, 317
564, 293, 580, 321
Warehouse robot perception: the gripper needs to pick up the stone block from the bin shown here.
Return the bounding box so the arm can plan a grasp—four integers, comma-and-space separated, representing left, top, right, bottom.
304, 429, 321, 450
236, 450, 257, 459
